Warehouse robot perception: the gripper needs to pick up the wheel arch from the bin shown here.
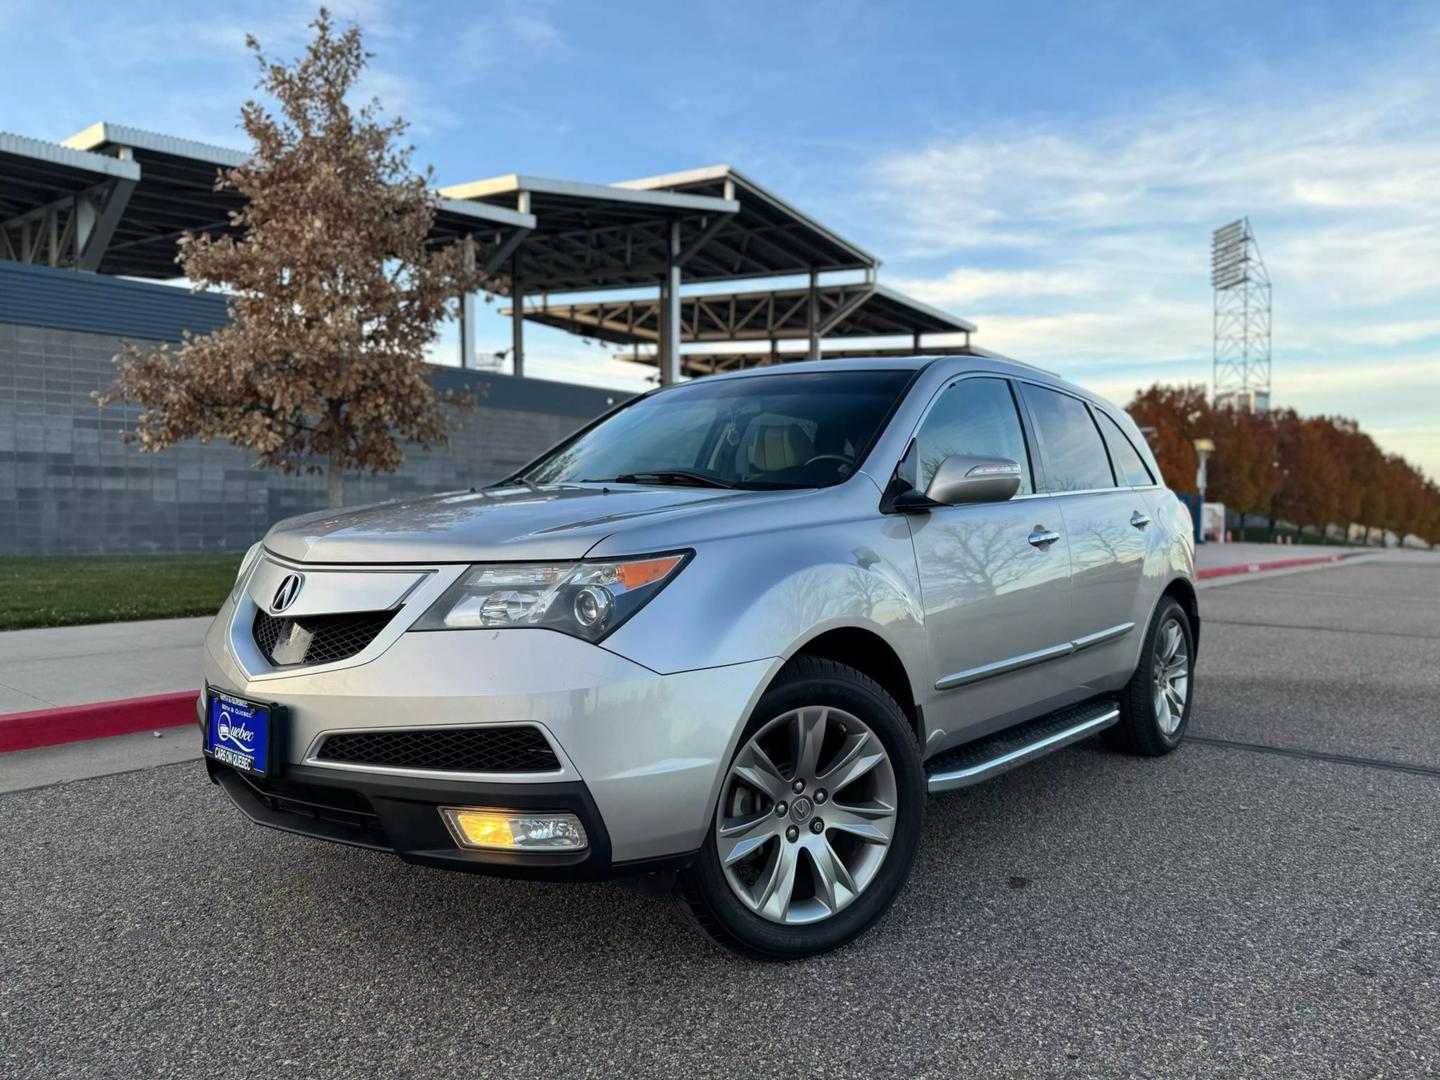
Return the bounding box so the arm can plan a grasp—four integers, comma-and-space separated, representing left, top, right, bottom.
783, 625, 923, 746
1160, 575, 1200, 654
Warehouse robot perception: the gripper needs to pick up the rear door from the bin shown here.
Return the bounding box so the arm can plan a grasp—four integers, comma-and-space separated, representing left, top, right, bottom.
1017, 383, 1150, 692
905, 376, 1075, 749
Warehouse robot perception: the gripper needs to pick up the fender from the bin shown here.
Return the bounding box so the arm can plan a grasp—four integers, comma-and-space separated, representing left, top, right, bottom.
599, 510, 927, 693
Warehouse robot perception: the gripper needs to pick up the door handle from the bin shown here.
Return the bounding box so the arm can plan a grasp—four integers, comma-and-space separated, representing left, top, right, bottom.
1028, 527, 1061, 548
1130, 511, 1152, 529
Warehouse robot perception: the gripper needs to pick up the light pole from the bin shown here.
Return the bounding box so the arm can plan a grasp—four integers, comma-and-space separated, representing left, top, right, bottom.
1193, 437, 1215, 544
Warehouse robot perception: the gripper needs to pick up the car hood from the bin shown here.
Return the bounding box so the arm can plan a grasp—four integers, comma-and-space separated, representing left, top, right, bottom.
263, 483, 793, 564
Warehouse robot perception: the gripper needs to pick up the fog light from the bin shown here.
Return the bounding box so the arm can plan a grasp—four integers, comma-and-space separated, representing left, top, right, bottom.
440, 807, 588, 852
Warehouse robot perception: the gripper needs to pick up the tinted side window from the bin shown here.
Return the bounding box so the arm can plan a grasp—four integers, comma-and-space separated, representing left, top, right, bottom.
1019, 384, 1115, 492
1096, 411, 1155, 487
914, 377, 1033, 494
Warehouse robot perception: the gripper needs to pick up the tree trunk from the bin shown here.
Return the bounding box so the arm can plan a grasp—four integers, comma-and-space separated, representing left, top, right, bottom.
328, 448, 344, 508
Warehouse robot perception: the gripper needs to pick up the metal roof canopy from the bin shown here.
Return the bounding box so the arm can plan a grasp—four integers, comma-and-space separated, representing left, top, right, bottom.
6, 124, 907, 384
439, 166, 876, 293
615, 166, 877, 281
439, 166, 882, 383
509, 282, 973, 346
0, 131, 140, 271
59, 123, 534, 280
437, 173, 741, 293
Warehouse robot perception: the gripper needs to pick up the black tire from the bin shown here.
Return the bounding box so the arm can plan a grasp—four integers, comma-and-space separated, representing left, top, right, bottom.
674, 655, 924, 960
1104, 596, 1195, 756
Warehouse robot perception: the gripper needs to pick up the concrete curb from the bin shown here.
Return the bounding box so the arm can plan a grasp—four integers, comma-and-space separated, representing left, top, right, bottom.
1195, 552, 1357, 580
0, 691, 197, 753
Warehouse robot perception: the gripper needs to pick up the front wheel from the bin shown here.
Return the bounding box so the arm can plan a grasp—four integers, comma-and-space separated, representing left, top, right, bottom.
1105, 596, 1195, 756
675, 656, 924, 960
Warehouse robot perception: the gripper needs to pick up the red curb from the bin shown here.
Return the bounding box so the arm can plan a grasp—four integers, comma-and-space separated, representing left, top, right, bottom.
1196, 553, 1346, 581
0, 690, 198, 753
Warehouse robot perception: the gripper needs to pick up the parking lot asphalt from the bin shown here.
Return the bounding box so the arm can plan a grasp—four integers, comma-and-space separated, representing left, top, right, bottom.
2, 554, 1437, 1079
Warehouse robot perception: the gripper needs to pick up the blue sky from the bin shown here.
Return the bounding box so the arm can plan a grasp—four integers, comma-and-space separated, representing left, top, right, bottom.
4, 0, 1438, 476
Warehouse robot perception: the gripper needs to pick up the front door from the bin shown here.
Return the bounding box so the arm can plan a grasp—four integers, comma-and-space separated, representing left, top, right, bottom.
905, 376, 1075, 751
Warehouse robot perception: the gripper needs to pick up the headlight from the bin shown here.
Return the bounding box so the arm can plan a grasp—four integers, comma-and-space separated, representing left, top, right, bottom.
412, 552, 690, 642
230, 542, 263, 601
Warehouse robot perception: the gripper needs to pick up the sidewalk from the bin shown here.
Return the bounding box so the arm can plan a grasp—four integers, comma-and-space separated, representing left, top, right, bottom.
1193, 540, 1371, 572
0, 616, 209, 713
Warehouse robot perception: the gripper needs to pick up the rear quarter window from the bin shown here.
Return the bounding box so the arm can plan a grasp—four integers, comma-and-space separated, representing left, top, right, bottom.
1095, 410, 1156, 487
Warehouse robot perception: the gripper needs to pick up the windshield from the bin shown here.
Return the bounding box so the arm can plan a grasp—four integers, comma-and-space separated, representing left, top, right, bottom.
521, 370, 914, 490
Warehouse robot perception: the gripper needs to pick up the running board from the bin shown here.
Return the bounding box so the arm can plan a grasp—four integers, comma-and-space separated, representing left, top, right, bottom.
925, 699, 1120, 794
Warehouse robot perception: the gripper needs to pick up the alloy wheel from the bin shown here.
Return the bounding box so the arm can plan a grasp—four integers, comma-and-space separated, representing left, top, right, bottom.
715, 706, 898, 925
1152, 617, 1190, 736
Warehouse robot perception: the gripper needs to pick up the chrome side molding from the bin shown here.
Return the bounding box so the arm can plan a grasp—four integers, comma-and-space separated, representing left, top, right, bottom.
935, 642, 1074, 691
935, 622, 1135, 691
1071, 621, 1135, 651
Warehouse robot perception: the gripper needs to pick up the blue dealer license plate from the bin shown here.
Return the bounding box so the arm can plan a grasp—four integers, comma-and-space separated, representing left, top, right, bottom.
206, 690, 272, 775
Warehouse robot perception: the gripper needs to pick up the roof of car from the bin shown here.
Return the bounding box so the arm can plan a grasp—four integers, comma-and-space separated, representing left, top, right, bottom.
685, 354, 1137, 418
698, 353, 1063, 385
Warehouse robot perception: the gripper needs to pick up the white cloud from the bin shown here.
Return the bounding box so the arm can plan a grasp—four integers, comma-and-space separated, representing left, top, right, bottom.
890, 267, 1094, 305
864, 36, 1440, 478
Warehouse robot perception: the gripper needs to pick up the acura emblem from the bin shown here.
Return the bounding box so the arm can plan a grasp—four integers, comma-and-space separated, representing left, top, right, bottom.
271, 573, 304, 613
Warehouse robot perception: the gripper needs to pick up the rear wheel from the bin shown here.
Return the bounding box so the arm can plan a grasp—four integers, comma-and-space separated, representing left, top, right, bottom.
675, 656, 923, 960
1105, 596, 1195, 756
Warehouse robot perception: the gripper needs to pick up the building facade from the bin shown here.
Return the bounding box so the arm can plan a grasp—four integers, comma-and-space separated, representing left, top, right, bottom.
0, 263, 622, 556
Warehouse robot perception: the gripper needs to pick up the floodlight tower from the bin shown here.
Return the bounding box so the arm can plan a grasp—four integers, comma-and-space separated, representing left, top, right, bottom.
1211, 218, 1271, 412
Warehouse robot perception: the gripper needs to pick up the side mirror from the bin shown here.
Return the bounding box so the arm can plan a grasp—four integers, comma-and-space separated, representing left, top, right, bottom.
924, 454, 1022, 506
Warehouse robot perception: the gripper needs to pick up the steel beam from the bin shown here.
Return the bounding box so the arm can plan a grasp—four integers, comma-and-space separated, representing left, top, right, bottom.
807, 271, 820, 361
511, 254, 525, 378
76, 162, 135, 272
816, 283, 876, 336
658, 220, 682, 385
675, 213, 730, 268
459, 236, 477, 370
481, 225, 530, 278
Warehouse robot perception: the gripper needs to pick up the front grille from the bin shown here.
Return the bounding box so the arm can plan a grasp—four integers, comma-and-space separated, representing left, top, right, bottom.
316, 727, 562, 773
253, 609, 394, 667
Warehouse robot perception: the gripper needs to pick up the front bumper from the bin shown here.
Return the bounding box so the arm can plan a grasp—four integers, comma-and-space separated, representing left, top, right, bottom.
206, 756, 640, 879
203, 602, 779, 871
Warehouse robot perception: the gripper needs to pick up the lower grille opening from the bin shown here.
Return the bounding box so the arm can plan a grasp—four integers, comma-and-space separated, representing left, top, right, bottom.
253, 609, 395, 667
316, 727, 562, 773
231, 767, 385, 839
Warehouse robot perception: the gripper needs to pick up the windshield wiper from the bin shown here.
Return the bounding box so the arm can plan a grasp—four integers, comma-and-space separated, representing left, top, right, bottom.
607, 470, 737, 489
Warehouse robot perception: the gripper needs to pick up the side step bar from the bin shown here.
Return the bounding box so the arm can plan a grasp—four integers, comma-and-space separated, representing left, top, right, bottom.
925, 698, 1120, 794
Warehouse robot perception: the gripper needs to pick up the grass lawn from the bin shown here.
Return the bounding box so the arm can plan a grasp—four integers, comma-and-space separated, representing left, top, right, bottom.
0, 554, 242, 631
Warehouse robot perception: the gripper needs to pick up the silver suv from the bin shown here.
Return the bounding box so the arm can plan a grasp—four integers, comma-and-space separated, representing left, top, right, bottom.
202, 356, 1197, 958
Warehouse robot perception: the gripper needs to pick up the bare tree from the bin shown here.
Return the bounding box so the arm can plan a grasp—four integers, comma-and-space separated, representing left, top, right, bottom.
99, 9, 483, 507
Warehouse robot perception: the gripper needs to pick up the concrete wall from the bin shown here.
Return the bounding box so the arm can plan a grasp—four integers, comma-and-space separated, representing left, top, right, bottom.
0, 265, 628, 556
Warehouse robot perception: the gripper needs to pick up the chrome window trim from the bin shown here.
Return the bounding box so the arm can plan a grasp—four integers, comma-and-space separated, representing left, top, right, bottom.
935, 622, 1135, 691
302, 721, 579, 783
1013, 378, 1121, 495
1011, 485, 1159, 500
